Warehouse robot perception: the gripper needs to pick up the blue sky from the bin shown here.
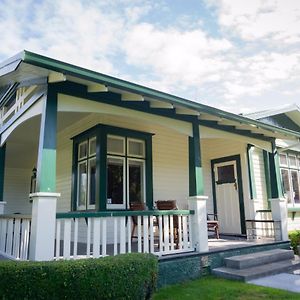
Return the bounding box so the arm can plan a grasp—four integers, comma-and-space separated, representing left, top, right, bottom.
1, 0, 300, 113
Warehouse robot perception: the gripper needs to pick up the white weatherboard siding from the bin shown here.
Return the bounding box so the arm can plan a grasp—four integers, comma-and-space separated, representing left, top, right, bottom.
3, 167, 32, 214
251, 147, 269, 212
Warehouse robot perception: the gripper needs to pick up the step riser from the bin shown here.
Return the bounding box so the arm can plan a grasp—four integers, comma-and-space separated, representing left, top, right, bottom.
225, 250, 294, 269
213, 262, 300, 282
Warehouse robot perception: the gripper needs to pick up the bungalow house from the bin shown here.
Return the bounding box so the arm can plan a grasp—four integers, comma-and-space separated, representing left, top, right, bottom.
247, 104, 300, 231
0, 51, 296, 261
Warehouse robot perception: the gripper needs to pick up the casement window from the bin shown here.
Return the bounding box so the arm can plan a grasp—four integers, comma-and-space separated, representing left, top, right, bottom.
76, 137, 97, 210
279, 153, 300, 205
72, 125, 152, 211
107, 136, 146, 209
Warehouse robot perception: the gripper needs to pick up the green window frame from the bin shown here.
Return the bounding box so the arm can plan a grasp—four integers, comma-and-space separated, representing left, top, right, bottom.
71, 124, 153, 211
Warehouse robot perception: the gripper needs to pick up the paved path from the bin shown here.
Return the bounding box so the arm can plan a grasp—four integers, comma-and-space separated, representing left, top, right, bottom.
249, 273, 300, 293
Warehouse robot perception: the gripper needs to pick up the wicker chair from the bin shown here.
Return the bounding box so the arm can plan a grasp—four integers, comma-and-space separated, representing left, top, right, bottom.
207, 213, 220, 239
130, 202, 146, 242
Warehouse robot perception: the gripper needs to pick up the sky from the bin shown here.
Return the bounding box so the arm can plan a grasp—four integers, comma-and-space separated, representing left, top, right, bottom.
0, 0, 300, 114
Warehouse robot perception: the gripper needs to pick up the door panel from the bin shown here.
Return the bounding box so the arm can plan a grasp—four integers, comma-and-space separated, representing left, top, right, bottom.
214, 161, 241, 234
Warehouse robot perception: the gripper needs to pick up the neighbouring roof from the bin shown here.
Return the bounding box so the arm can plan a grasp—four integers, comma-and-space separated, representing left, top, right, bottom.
1, 50, 300, 141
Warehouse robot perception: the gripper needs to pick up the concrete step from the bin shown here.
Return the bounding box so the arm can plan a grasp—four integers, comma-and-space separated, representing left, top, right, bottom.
225, 249, 294, 269
212, 256, 300, 281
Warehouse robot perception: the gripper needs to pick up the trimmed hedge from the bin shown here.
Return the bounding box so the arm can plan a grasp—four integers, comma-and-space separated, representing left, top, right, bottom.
288, 230, 300, 254
0, 253, 158, 299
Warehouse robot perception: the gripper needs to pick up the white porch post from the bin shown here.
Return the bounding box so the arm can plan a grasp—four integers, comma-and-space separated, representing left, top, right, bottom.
269, 198, 288, 241
29, 192, 60, 261
189, 196, 209, 252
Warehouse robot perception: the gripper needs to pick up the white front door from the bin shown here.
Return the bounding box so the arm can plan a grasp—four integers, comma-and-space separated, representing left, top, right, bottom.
214, 161, 241, 234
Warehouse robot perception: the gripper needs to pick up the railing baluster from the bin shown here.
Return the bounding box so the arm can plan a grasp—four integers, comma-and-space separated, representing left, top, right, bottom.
143, 216, 149, 253
137, 216, 142, 253
170, 216, 174, 251
73, 218, 78, 259
149, 216, 154, 254
22, 220, 30, 260
6, 219, 14, 255
63, 219, 71, 260
13, 219, 21, 259
182, 216, 188, 249
163, 215, 169, 252
178, 215, 183, 250
120, 217, 126, 254
93, 218, 101, 258
101, 218, 107, 256
113, 218, 118, 255
55, 220, 61, 259
0, 219, 7, 252
158, 216, 163, 255
87, 218, 91, 258
127, 216, 132, 253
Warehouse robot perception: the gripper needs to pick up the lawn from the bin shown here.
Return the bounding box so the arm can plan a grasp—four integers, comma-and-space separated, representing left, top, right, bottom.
154, 276, 300, 300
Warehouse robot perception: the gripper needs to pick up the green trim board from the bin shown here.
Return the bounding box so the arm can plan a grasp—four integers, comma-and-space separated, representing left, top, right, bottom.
211, 155, 246, 235
189, 120, 204, 196
55, 81, 274, 142
2, 50, 300, 140
71, 124, 153, 211
36, 85, 57, 192
246, 144, 257, 199
263, 150, 272, 207
56, 209, 194, 219
0, 144, 6, 202
268, 140, 284, 199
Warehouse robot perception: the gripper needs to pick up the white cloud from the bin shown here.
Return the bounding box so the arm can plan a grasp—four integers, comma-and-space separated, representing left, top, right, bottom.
212, 0, 300, 44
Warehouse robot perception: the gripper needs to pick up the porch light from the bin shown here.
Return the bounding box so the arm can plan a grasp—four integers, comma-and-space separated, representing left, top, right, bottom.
30, 167, 37, 194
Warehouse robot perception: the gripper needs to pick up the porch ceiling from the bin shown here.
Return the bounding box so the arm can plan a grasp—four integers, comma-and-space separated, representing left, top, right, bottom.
1, 50, 300, 143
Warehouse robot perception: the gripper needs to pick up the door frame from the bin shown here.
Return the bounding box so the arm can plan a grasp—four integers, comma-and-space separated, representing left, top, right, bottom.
211, 154, 246, 234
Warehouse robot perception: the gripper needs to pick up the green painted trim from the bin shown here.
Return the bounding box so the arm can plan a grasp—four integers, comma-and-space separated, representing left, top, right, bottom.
268, 141, 284, 199
288, 207, 300, 212
56, 209, 194, 219
55, 81, 274, 142
39, 149, 56, 192
247, 144, 257, 199
189, 121, 204, 196
19, 50, 300, 139
263, 150, 272, 204
36, 85, 57, 192
146, 135, 154, 209
211, 155, 246, 235
0, 144, 6, 202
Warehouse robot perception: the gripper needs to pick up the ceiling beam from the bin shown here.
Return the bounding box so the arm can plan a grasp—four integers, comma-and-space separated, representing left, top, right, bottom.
175, 106, 200, 116
198, 113, 222, 122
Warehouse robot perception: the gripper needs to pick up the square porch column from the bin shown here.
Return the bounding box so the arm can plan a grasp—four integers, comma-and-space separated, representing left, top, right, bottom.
267, 140, 287, 241
188, 120, 208, 252
29, 85, 58, 261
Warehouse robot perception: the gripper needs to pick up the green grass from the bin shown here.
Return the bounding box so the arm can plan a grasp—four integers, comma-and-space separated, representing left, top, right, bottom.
154, 276, 300, 300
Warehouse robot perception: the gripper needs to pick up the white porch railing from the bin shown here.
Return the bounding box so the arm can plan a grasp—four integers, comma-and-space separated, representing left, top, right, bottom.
55, 210, 194, 260
0, 215, 31, 260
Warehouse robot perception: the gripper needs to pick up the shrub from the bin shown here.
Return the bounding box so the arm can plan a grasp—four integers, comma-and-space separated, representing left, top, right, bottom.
0, 253, 158, 300
288, 230, 300, 254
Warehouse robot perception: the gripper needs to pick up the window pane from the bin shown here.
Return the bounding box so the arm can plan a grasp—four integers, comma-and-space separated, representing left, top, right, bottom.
107, 136, 125, 155
88, 158, 96, 207
289, 155, 297, 168
107, 157, 124, 205
89, 137, 96, 156
77, 162, 87, 208
78, 141, 88, 160
281, 169, 291, 203
279, 154, 287, 166
291, 170, 300, 204
217, 165, 235, 184
128, 160, 144, 204
128, 139, 145, 157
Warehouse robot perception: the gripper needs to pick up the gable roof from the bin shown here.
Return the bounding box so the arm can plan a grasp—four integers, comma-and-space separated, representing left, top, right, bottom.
1, 50, 300, 141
